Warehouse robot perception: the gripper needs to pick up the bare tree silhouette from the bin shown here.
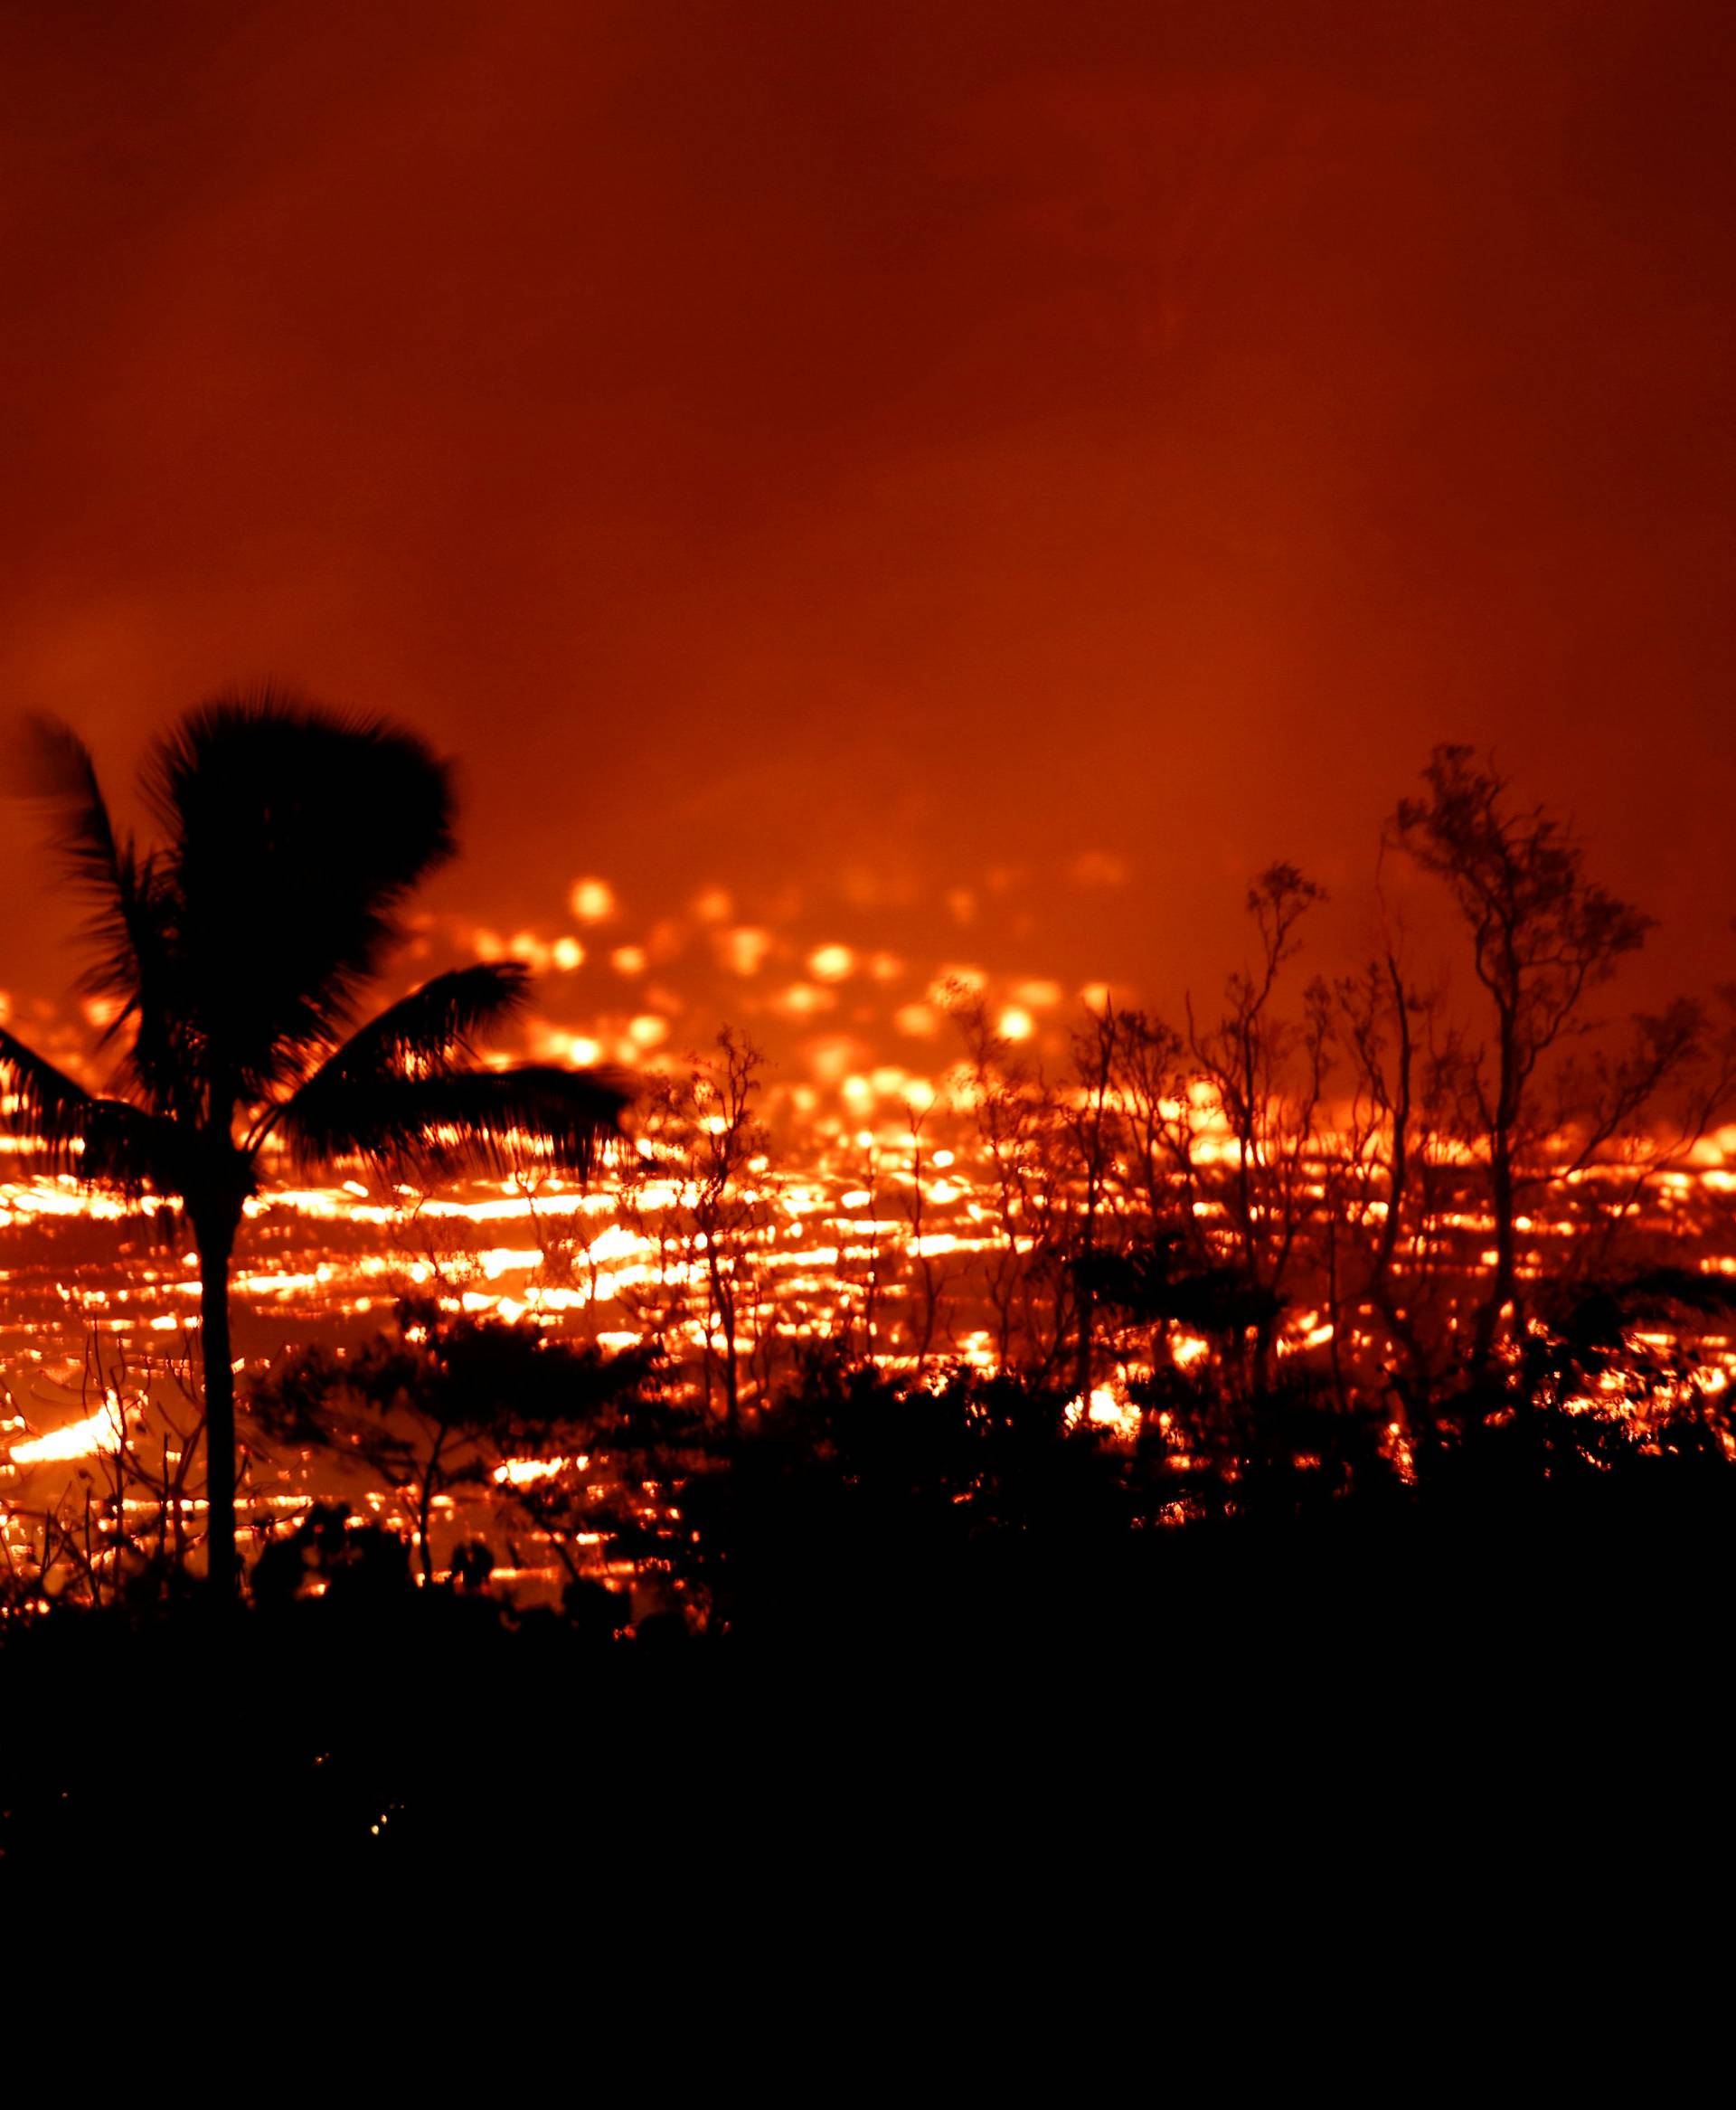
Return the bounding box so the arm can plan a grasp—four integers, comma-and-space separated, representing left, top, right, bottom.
1392, 746, 1652, 1365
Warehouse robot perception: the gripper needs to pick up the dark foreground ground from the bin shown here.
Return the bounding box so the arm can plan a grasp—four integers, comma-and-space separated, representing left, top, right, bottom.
5, 1479, 1730, 1881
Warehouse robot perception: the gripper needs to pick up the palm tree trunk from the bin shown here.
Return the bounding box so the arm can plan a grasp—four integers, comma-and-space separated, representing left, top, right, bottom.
196, 1216, 239, 1597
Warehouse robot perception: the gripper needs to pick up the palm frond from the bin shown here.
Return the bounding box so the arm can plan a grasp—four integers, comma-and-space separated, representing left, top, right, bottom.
11, 715, 152, 1016
12, 716, 121, 889
144, 688, 458, 1093
305, 963, 532, 1084
0, 1026, 93, 1171
258, 963, 532, 1147
0, 1026, 179, 1190
276, 1063, 631, 1184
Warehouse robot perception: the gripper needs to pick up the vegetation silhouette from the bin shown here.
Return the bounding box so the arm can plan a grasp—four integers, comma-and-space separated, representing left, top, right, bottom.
0, 692, 629, 1594
1392, 745, 1658, 1367
4, 735, 1736, 1861
251, 1296, 659, 1588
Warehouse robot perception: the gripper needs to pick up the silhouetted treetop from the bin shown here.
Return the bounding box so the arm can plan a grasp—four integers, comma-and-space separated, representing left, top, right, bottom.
1393, 744, 1652, 1035
0, 688, 631, 1592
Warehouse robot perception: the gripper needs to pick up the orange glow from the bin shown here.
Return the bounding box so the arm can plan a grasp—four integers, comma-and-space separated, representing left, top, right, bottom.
720, 928, 772, 976
571, 879, 616, 923
6, 860, 1736, 1594
5, 5, 1736, 1644
8, 1396, 125, 1467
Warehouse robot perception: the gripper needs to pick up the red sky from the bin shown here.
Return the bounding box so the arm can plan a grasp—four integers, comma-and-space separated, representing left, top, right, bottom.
3, 0, 1732, 1027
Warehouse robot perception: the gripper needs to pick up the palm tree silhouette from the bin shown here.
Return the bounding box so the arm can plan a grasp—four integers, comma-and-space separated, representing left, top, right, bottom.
0, 692, 628, 1595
